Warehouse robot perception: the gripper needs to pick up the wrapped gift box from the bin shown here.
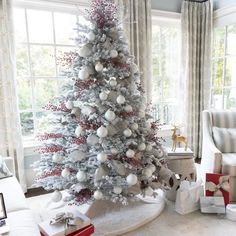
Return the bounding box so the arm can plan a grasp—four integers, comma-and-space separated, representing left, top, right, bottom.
39, 209, 92, 236
200, 196, 225, 214
205, 173, 230, 205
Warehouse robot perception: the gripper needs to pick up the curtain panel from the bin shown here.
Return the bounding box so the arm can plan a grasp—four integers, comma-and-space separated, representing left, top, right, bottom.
181, 0, 213, 158
0, 0, 26, 191
118, 0, 152, 102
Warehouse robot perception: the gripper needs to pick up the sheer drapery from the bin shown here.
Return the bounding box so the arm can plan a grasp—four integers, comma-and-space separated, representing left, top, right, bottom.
118, 0, 152, 102
0, 0, 26, 191
181, 0, 213, 158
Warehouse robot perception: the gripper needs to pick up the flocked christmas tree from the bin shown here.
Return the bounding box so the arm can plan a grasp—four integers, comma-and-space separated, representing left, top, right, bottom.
34, 0, 174, 205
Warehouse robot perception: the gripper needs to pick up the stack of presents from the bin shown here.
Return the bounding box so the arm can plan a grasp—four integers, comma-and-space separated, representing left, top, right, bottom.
175, 172, 236, 221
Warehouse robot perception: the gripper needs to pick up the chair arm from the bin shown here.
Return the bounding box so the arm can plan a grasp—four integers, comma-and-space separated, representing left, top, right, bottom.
2, 156, 15, 175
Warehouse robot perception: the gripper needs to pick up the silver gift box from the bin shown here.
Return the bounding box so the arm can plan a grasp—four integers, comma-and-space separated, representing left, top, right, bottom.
200, 196, 225, 214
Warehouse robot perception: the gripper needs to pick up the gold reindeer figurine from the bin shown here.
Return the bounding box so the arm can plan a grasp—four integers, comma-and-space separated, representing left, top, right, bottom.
171, 125, 187, 152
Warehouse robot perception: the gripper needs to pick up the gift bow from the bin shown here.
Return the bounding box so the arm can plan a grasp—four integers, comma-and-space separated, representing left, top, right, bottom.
50, 212, 83, 227
205, 175, 230, 196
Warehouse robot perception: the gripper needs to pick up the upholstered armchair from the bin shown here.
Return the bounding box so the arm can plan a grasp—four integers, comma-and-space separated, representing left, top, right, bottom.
201, 110, 236, 180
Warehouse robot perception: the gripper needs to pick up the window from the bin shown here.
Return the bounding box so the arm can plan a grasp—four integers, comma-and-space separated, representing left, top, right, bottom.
211, 23, 236, 109
151, 12, 182, 125
13, 1, 88, 143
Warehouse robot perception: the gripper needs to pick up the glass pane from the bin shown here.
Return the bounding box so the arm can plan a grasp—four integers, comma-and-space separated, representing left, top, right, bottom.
34, 79, 58, 109
225, 57, 236, 87
227, 24, 236, 56
35, 111, 49, 134
211, 88, 223, 109
27, 9, 53, 43
16, 45, 29, 77
13, 8, 27, 42
54, 12, 77, 45
17, 79, 32, 110
212, 59, 224, 89
223, 88, 236, 109
30, 45, 56, 76
213, 27, 225, 58
20, 112, 34, 137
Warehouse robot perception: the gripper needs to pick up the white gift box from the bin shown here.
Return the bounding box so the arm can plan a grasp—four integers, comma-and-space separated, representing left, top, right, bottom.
200, 196, 225, 214
226, 204, 236, 221
38, 208, 91, 236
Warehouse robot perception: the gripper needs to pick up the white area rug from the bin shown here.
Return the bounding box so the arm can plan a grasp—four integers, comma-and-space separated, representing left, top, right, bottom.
26, 190, 165, 236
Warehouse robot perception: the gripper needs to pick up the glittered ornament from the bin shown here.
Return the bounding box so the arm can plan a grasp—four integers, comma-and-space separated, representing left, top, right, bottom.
78, 44, 92, 57
97, 126, 108, 138
126, 149, 135, 158
116, 95, 126, 104
87, 134, 99, 145
76, 170, 87, 182
123, 128, 132, 137
110, 49, 118, 58
79, 68, 89, 80
65, 100, 73, 110
69, 150, 86, 162
109, 78, 117, 87
95, 62, 103, 72
87, 31, 95, 41
51, 190, 62, 202
99, 91, 108, 101
52, 153, 64, 163
124, 105, 133, 112
138, 143, 146, 151
94, 190, 103, 200
105, 110, 116, 122
61, 168, 70, 178
144, 186, 154, 196
97, 152, 108, 162
126, 174, 138, 186
113, 186, 122, 194
131, 123, 138, 130
142, 168, 153, 178
75, 125, 84, 137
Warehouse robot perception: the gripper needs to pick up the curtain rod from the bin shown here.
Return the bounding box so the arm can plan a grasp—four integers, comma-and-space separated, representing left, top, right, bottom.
184, 0, 209, 2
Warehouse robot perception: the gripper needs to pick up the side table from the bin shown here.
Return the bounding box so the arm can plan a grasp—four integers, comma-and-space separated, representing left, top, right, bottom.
165, 148, 197, 201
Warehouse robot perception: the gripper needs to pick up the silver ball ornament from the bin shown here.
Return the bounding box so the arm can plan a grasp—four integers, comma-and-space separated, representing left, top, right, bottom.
113, 186, 122, 194
94, 190, 103, 200
126, 149, 135, 158
97, 126, 108, 138
138, 143, 146, 151
95, 62, 103, 72
110, 49, 118, 58
116, 95, 126, 104
79, 68, 89, 80
131, 123, 139, 130
126, 174, 138, 186
105, 110, 116, 122
109, 78, 117, 87
61, 168, 70, 178
76, 170, 87, 182
124, 105, 133, 112
99, 92, 108, 101
146, 144, 153, 152
97, 152, 108, 162
123, 128, 132, 137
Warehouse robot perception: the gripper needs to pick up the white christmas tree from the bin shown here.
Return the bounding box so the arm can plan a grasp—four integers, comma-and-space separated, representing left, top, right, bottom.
34, 0, 173, 205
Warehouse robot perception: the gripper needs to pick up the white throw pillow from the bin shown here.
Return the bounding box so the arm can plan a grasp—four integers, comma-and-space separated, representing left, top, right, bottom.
0, 156, 12, 179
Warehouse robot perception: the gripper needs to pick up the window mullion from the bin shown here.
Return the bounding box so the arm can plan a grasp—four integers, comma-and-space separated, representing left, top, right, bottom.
222, 26, 227, 108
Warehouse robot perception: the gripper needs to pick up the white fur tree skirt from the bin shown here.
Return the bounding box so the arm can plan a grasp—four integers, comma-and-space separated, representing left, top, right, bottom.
27, 190, 165, 236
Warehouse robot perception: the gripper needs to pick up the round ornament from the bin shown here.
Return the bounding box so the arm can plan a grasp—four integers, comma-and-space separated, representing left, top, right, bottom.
110, 49, 118, 58
69, 150, 86, 162
61, 168, 70, 178
111, 148, 118, 154
147, 164, 156, 173
95, 62, 103, 72
99, 92, 108, 101
52, 153, 64, 163
97, 152, 108, 162
126, 174, 138, 186
87, 31, 95, 41
51, 190, 62, 202
144, 186, 154, 196
157, 149, 164, 158
78, 44, 92, 58
116, 95, 126, 104
94, 190, 103, 200
131, 123, 139, 130
126, 149, 135, 158
105, 110, 116, 122
97, 126, 108, 138
146, 144, 153, 152
65, 100, 73, 110
109, 78, 117, 87
87, 134, 99, 145
81, 106, 95, 116
124, 105, 133, 112
143, 168, 153, 178
76, 170, 87, 182
79, 68, 89, 80
113, 186, 122, 194
123, 128, 132, 137
138, 110, 145, 118
138, 143, 146, 151
75, 125, 84, 137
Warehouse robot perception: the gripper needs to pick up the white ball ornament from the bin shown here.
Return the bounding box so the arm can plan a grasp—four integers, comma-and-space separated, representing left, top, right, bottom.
87, 134, 99, 145
94, 190, 103, 200
123, 128, 132, 137
79, 68, 89, 80
99, 92, 108, 101
111, 148, 118, 154
51, 190, 62, 202
76, 170, 87, 182
138, 110, 146, 118
61, 168, 70, 178
95, 62, 103, 72
131, 123, 138, 130
138, 143, 146, 151
116, 95, 126, 104
146, 144, 153, 152
110, 49, 118, 58
113, 186, 122, 194
109, 78, 117, 87
97, 152, 108, 162
65, 100, 73, 110
105, 110, 116, 122
87, 31, 95, 41
52, 153, 64, 163
124, 105, 133, 112
75, 125, 84, 137
147, 164, 156, 173
144, 186, 154, 196
78, 44, 92, 57
69, 150, 86, 162
97, 126, 108, 138
126, 149, 135, 158
143, 168, 153, 178
126, 174, 138, 186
